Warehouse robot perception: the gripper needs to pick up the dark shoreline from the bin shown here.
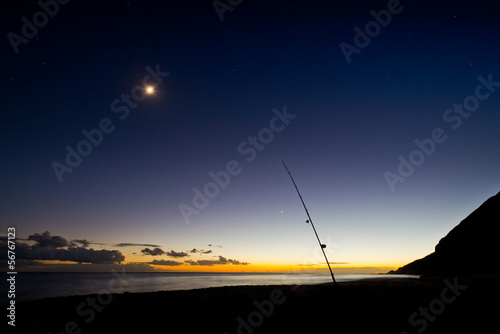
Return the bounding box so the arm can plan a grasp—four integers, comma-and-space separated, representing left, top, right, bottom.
2, 274, 499, 334
0, 272, 418, 304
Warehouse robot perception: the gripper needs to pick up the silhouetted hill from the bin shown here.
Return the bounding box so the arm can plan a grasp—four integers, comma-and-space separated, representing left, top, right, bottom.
390, 191, 500, 276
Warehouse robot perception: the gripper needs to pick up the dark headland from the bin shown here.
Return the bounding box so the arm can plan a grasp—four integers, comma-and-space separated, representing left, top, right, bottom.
389, 190, 500, 276
3, 192, 499, 334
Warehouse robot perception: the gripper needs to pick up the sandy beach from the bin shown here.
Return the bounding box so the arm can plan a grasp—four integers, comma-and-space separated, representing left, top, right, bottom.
2, 274, 499, 334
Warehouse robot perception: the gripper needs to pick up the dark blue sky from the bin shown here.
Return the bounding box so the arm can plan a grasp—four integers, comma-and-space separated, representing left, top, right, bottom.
1, 0, 499, 272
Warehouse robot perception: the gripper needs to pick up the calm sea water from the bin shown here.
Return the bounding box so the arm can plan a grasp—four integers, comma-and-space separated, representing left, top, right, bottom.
1, 272, 419, 303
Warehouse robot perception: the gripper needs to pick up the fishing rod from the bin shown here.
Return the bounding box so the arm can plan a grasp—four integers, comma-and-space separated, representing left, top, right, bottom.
281, 160, 337, 286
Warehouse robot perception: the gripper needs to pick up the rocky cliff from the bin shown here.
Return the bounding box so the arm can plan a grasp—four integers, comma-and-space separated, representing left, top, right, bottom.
390, 191, 500, 276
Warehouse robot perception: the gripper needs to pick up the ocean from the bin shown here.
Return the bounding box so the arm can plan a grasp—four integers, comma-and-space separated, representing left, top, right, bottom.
1, 272, 419, 303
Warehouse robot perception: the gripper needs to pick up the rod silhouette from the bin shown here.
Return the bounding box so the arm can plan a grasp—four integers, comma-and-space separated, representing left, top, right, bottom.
282, 160, 337, 285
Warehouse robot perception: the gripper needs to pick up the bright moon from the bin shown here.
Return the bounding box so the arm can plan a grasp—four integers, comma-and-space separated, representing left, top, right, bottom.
146, 86, 154, 94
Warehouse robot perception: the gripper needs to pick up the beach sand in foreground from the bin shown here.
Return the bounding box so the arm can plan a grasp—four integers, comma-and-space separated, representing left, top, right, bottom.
2, 274, 499, 334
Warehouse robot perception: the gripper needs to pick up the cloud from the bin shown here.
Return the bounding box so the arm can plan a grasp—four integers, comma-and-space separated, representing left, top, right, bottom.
166, 250, 189, 258
208, 244, 223, 248
71, 239, 90, 247
71, 239, 97, 248
28, 231, 68, 248
148, 259, 183, 266
2, 241, 124, 264
69, 239, 106, 247
185, 256, 249, 266
189, 249, 212, 255
141, 247, 165, 256
114, 243, 162, 247
226, 258, 249, 265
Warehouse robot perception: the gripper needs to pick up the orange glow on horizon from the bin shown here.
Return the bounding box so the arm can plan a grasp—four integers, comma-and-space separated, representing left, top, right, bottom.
22, 260, 401, 274
147, 263, 400, 274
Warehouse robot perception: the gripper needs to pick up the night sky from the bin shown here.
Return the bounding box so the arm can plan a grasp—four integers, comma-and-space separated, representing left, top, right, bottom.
1, 0, 499, 273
